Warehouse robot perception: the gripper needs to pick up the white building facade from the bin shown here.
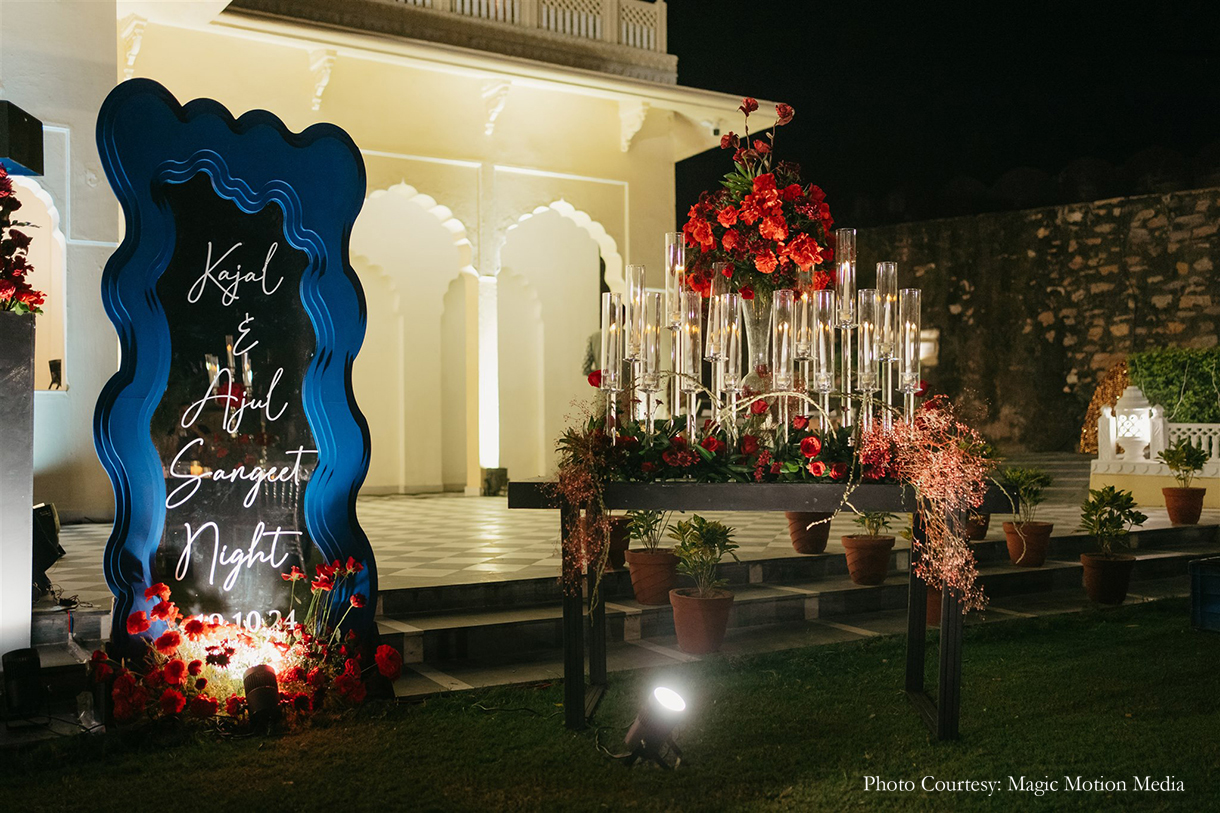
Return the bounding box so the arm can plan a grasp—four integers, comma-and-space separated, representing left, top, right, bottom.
7, 0, 752, 516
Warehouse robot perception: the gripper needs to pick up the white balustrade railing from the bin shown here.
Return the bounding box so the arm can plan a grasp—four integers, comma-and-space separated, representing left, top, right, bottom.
1095, 387, 1220, 478
385, 0, 667, 52
1166, 423, 1220, 462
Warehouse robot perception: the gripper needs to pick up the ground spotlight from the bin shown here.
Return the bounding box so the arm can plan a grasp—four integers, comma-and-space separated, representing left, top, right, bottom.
243, 664, 280, 733
3, 648, 45, 728
623, 686, 686, 768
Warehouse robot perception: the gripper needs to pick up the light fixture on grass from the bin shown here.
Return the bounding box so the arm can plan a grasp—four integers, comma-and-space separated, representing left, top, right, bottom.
243, 664, 280, 733
624, 686, 686, 768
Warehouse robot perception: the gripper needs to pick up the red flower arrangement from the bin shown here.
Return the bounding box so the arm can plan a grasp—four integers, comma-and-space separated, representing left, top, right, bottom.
682, 98, 835, 301
89, 562, 393, 728
0, 165, 44, 315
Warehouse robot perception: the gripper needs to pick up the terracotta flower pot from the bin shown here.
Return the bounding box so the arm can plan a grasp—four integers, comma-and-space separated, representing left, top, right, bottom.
786, 511, 834, 554
1081, 552, 1136, 605
1163, 487, 1205, 526
965, 513, 991, 540
1002, 521, 1053, 567
926, 587, 942, 627
624, 548, 679, 605
841, 535, 895, 585
670, 588, 734, 654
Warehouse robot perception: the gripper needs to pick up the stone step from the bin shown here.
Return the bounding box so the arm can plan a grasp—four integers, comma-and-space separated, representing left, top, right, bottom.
375, 543, 1213, 668
31, 599, 111, 648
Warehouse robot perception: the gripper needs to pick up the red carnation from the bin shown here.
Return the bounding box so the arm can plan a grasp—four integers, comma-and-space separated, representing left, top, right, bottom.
350, 593, 366, 608
195, 678, 208, 692
739, 97, 759, 115
749, 398, 769, 416
154, 630, 182, 655
150, 599, 178, 622
375, 645, 404, 681
807, 460, 827, 477
189, 695, 218, 718
188, 659, 203, 676
225, 696, 246, 717
759, 215, 788, 242
716, 206, 738, 227
126, 611, 150, 636
775, 103, 795, 126
721, 228, 741, 253
163, 659, 188, 685
159, 688, 186, 716
183, 618, 206, 641
281, 565, 306, 582
143, 582, 171, 602
754, 250, 778, 274
800, 435, 822, 459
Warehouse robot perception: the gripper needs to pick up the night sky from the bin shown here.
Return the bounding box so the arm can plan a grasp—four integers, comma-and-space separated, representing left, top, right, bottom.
670, 2, 1220, 227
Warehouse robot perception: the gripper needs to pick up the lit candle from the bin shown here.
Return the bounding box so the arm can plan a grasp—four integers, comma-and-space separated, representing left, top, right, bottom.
899, 288, 921, 394
599, 292, 623, 392
772, 289, 795, 392
857, 289, 880, 393
664, 232, 686, 329
624, 264, 646, 361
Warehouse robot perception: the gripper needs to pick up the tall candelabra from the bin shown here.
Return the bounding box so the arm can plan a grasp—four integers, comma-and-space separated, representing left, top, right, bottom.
595, 235, 923, 444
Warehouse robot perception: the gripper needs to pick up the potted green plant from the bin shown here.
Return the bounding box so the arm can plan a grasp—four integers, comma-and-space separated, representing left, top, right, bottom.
1158, 439, 1208, 526
1078, 486, 1147, 604
1001, 467, 1054, 567
841, 512, 897, 585
668, 515, 739, 654
624, 510, 678, 605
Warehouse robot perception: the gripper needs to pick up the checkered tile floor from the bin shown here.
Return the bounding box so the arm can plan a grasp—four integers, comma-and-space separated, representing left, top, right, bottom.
46, 453, 1215, 603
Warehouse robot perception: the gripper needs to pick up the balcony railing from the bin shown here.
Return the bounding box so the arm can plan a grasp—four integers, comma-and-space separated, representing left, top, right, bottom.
390, 0, 667, 53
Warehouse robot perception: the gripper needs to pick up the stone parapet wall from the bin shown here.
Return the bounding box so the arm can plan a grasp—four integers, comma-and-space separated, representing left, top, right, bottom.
860, 187, 1220, 451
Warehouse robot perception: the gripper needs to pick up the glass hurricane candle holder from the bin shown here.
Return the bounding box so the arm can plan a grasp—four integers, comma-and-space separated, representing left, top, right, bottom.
705, 264, 730, 362
772, 289, 795, 392
624, 263, 646, 362
835, 227, 857, 427
899, 287, 921, 420
639, 291, 664, 440
720, 291, 743, 442
679, 289, 703, 440
857, 289, 880, 394
794, 269, 814, 361
600, 292, 624, 441
664, 232, 686, 329
875, 261, 898, 427
812, 290, 836, 429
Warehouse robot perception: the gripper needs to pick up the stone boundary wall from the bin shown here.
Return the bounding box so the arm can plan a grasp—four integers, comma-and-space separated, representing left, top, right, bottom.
859, 187, 1219, 451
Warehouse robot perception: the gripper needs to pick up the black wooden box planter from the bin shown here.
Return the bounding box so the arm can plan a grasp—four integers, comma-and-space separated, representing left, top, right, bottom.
508, 481, 1017, 741
1190, 556, 1220, 633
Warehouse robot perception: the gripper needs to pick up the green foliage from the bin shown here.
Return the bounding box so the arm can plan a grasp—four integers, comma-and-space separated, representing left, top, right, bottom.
626, 510, 669, 552
1002, 467, 1054, 525
1078, 486, 1147, 556
851, 511, 895, 537
1157, 438, 1209, 488
1128, 347, 1220, 423
668, 515, 739, 597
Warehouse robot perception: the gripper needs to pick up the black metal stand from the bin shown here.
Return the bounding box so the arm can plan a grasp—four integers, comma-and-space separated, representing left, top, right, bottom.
513, 482, 1006, 737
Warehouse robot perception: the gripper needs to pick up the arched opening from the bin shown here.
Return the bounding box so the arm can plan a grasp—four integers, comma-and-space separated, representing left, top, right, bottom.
350, 183, 474, 493
10, 176, 67, 390
498, 207, 601, 478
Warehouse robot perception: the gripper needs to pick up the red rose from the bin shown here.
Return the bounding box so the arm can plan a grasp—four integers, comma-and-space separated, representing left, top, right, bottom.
752, 173, 776, 194
739, 97, 759, 115
143, 583, 171, 602
154, 630, 181, 656
792, 415, 809, 430
754, 250, 778, 274
150, 599, 177, 621
716, 206, 738, 227
375, 645, 404, 681
830, 462, 848, 480
189, 695, 218, 718
780, 183, 803, 202
188, 659, 203, 676
800, 435, 822, 458
740, 286, 755, 301
775, 103, 795, 126
749, 398, 769, 415
722, 228, 741, 253
163, 659, 187, 685
225, 695, 246, 717
807, 460, 827, 477
159, 688, 186, 716
700, 436, 725, 454
759, 215, 788, 242
126, 611, 150, 636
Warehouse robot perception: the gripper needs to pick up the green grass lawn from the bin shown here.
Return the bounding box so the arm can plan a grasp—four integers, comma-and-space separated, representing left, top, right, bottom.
2, 598, 1217, 812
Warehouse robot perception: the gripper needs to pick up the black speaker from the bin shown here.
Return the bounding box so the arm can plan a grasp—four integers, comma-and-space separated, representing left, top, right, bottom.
3, 648, 44, 724
32, 503, 63, 596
